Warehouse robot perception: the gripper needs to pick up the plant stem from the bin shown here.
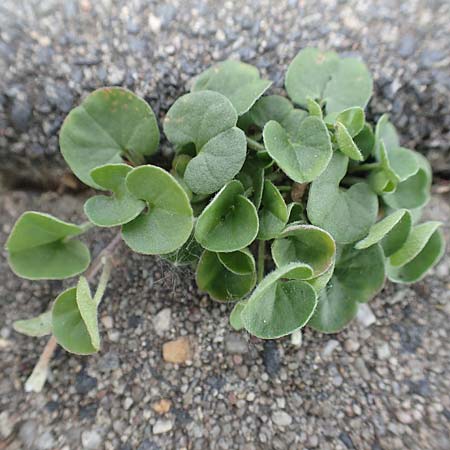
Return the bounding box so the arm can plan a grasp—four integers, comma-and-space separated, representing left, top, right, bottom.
93, 256, 112, 306
341, 176, 366, 186
246, 136, 265, 152
277, 185, 292, 192
348, 162, 381, 173
257, 240, 265, 283
79, 221, 95, 234
25, 232, 122, 393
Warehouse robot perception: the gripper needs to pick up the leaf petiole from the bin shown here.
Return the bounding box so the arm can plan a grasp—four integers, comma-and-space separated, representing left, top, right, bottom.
246, 136, 266, 152
348, 162, 381, 173
257, 239, 265, 283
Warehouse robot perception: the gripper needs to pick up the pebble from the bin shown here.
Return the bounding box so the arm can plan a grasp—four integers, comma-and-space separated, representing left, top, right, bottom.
263, 340, 281, 377
224, 333, 248, 354
75, 372, 98, 394
395, 410, 414, 424
10, 98, 32, 132
356, 304, 376, 328
376, 343, 391, 360
322, 339, 340, 358
81, 430, 102, 449
162, 336, 192, 363
344, 339, 360, 353
0, 411, 13, 438
354, 357, 371, 381
153, 308, 171, 336
153, 419, 173, 434
290, 329, 302, 347
35, 431, 56, 450
153, 399, 172, 414
101, 315, 114, 329
272, 411, 292, 427
19, 420, 38, 447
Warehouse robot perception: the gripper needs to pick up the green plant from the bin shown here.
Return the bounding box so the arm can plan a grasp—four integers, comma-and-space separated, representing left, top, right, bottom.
5, 49, 445, 390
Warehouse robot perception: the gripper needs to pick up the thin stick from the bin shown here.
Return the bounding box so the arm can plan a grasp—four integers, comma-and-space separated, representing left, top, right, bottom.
257, 240, 265, 283
25, 232, 122, 393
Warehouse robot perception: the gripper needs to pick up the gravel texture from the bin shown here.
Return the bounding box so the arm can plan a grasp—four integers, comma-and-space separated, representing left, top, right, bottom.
0, 189, 449, 449
1, 0, 449, 189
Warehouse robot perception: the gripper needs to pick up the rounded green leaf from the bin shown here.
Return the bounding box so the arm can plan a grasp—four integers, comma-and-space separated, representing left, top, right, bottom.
84, 164, 145, 227
52, 287, 98, 355
257, 180, 288, 240
272, 224, 336, 278
335, 122, 364, 161
355, 209, 412, 256
307, 152, 378, 244
75, 277, 100, 350
287, 202, 306, 224
353, 123, 374, 160
122, 165, 194, 255
263, 116, 332, 183
244, 95, 294, 129
285, 48, 339, 108
306, 261, 335, 294
334, 107, 365, 137
236, 155, 265, 209
161, 232, 203, 267
374, 114, 399, 155
240, 263, 318, 339
6, 212, 91, 280
60, 87, 159, 188
196, 250, 256, 302
195, 180, 259, 252
307, 97, 323, 118
387, 227, 445, 283
218, 248, 255, 275
13, 311, 52, 337
164, 91, 247, 194
230, 301, 247, 331
308, 244, 385, 333
191, 60, 272, 115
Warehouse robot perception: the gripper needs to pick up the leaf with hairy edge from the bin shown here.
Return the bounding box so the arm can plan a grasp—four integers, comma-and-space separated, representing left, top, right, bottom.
122, 165, 194, 255
60, 87, 159, 188
161, 232, 203, 267
164, 91, 247, 194
272, 224, 336, 278
353, 123, 374, 160
84, 164, 145, 227
387, 224, 444, 283
307, 152, 378, 244
355, 209, 412, 256
236, 154, 265, 209
6, 212, 90, 280
230, 301, 247, 331
241, 263, 317, 339
333, 107, 365, 137
257, 180, 288, 240
196, 250, 256, 302
218, 248, 255, 275
191, 60, 272, 115
335, 121, 364, 161
76, 277, 100, 350
195, 180, 259, 252
13, 311, 52, 337
308, 244, 385, 333
307, 98, 323, 118
263, 116, 332, 183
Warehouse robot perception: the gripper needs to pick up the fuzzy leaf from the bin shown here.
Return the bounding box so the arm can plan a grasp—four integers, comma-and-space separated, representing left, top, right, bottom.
218, 249, 255, 275
236, 154, 265, 209
76, 277, 100, 350
307, 152, 378, 243
13, 311, 52, 337
308, 244, 385, 333
374, 114, 399, 156
263, 116, 332, 183
353, 123, 374, 160
84, 164, 145, 227
122, 166, 193, 255
387, 225, 444, 283
257, 180, 288, 240
307, 98, 323, 118
164, 91, 247, 194
52, 287, 98, 355
161, 232, 203, 267
355, 209, 412, 256
272, 224, 336, 278
241, 263, 317, 339
286, 48, 372, 114
196, 250, 256, 302
334, 107, 365, 137
60, 87, 159, 188
191, 60, 272, 115
230, 301, 247, 331
335, 122, 364, 161
195, 180, 259, 252
6, 212, 90, 280
287, 202, 306, 224
306, 261, 335, 294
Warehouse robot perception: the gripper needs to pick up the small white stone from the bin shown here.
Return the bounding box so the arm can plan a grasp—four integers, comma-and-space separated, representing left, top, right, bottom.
101, 316, 113, 329
290, 329, 302, 347
123, 397, 133, 410
377, 343, 391, 360
246, 392, 256, 402
148, 14, 161, 33
272, 411, 292, 427
356, 304, 376, 328
321, 339, 340, 358
153, 308, 172, 336
81, 430, 102, 450
396, 410, 413, 424
344, 339, 360, 353
153, 419, 173, 434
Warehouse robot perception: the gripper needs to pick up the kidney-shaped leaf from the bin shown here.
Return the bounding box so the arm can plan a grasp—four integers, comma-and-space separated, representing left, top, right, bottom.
263, 116, 332, 183
60, 87, 159, 188
387, 224, 444, 284
164, 91, 246, 194
241, 263, 317, 339
355, 209, 412, 256
272, 224, 336, 278
52, 286, 99, 355
122, 166, 194, 255
13, 311, 52, 337
6, 212, 90, 280
307, 152, 378, 243
191, 60, 272, 115
308, 244, 385, 333
257, 180, 288, 240
84, 164, 145, 227
195, 180, 258, 252
196, 250, 256, 302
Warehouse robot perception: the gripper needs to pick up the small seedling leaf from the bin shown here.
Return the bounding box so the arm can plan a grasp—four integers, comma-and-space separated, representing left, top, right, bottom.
13, 311, 52, 337
257, 180, 288, 240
